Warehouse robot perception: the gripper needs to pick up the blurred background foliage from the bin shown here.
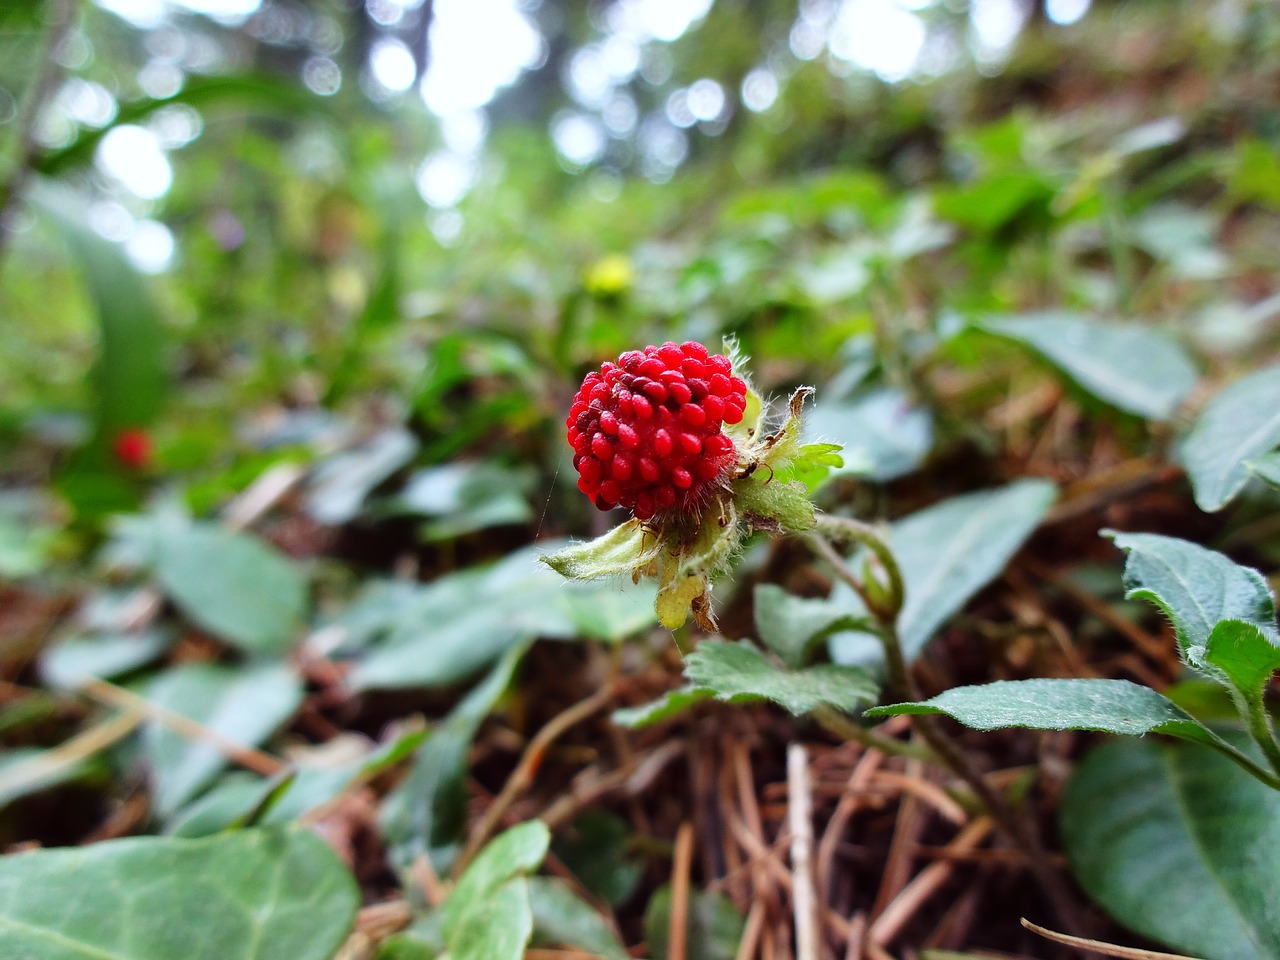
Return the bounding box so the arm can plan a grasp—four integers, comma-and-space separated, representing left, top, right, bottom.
2, 0, 1278, 535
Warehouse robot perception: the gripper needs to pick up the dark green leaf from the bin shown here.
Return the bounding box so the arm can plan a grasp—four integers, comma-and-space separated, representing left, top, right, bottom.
1062, 737, 1280, 959
867, 678, 1224, 747
528, 877, 629, 960
684, 640, 879, 717
754, 583, 871, 669
643, 885, 744, 960
552, 811, 643, 907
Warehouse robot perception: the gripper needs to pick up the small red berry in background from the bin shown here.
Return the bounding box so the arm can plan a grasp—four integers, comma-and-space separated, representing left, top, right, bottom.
111, 428, 153, 470
567, 341, 748, 520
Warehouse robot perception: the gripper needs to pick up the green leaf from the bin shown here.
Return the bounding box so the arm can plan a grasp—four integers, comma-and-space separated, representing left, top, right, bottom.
392, 461, 535, 541
643, 885, 744, 960
528, 877, 630, 960
1061, 737, 1280, 959
807, 388, 933, 482
684, 640, 879, 717
1177, 366, 1280, 511
611, 686, 713, 729
442, 821, 550, 960
304, 428, 418, 525
1106, 531, 1280, 661
349, 544, 579, 690
151, 523, 307, 655
1203, 620, 1280, 703
977, 312, 1198, 420
753, 583, 872, 669
0, 826, 358, 960
552, 811, 643, 907
39, 630, 172, 690
142, 662, 304, 816
381, 644, 527, 873
841, 479, 1056, 664
541, 520, 659, 580
866, 678, 1225, 747
1247, 450, 1280, 489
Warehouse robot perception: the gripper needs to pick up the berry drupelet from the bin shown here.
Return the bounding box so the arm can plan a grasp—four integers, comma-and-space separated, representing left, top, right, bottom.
567, 342, 748, 521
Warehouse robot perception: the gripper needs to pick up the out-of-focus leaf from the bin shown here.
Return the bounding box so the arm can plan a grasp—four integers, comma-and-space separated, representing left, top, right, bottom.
442, 821, 550, 960
142, 662, 303, 816
0, 826, 358, 960
304, 428, 417, 525
754, 583, 872, 669
381, 644, 526, 873
644, 885, 744, 960
351, 543, 635, 690
1177, 366, 1280, 512
807, 388, 933, 482
1131, 204, 1229, 279
1247, 451, 1280, 489
977, 312, 1198, 421
150, 522, 307, 655
40, 630, 172, 690
612, 686, 713, 729
389, 460, 534, 541
528, 877, 629, 960
553, 811, 643, 908
1061, 737, 1280, 959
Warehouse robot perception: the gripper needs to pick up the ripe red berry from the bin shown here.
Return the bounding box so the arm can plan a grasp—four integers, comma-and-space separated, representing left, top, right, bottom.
112, 428, 152, 470
568, 342, 747, 520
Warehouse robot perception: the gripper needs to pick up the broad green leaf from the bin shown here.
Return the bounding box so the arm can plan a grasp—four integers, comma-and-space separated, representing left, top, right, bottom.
866, 678, 1223, 747
381, 644, 527, 873
1061, 737, 1280, 959
352, 543, 615, 690
0, 826, 358, 960
684, 640, 879, 717
1247, 450, 1280, 489
612, 686, 713, 729
644, 885, 744, 960
40, 630, 171, 690
1106, 531, 1280, 660
754, 583, 871, 669
151, 523, 306, 655
528, 877, 630, 960
392, 461, 535, 541
142, 662, 304, 816
841, 479, 1056, 664
807, 388, 933, 482
552, 811, 643, 907
977, 313, 1197, 421
442, 821, 550, 960
1177, 366, 1280, 511
304, 428, 418, 525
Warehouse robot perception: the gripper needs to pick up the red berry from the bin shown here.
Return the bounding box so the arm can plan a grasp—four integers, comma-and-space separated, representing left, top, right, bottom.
568, 342, 747, 519
112, 428, 152, 470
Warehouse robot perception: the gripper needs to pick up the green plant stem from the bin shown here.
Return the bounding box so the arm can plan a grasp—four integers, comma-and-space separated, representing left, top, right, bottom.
1241, 693, 1280, 782
1203, 729, 1280, 792
811, 514, 904, 619
811, 705, 937, 763
813, 524, 1088, 936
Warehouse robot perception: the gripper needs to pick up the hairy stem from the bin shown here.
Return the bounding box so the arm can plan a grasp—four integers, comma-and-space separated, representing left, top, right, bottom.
1241, 692, 1280, 783
813, 523, 1088, 936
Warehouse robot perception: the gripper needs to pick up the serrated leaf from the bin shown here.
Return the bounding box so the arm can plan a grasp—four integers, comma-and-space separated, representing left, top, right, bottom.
1106, 531, 1280, 660
1178, 366, 1280, 511
528, 877, 630, 960
151, 523, 306, 655
684, 640, 878, 716
611, 686, 713, 728
142, 662, 304, 816
381, 644, 527, 873
1062, 737, 1280, 959
977, 313, 1197, 421
0, 826, 358, 960
866, 678, 1224, 747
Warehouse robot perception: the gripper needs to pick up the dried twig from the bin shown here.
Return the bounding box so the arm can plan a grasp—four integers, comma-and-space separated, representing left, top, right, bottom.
788, 744, 818, 960
1021, 919, 1205, 960
670, 821, 695, 960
